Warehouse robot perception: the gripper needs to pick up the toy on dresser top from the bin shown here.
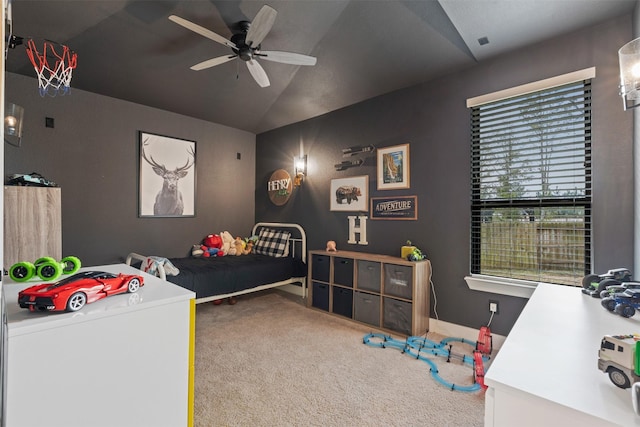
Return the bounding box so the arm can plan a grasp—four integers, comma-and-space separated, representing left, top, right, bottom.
9, 256, 81, 282
18, 270, 144, 313
402, 240, 427, 261
582, 268, 633, 298
599, 334, 640, 390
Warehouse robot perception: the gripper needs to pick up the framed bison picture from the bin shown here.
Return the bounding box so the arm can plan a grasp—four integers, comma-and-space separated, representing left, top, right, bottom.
330, 175, 368, 212
138, 131, 196, 218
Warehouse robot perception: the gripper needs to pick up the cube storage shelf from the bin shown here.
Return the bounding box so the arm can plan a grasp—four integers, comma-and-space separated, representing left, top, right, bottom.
308, 250, 431, 336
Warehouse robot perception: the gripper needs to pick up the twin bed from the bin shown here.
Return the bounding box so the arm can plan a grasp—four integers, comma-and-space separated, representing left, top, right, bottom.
126, 222, 307, 303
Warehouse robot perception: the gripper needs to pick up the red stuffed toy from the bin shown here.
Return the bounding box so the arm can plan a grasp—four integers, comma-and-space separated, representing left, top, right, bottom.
201, 234, 224, 257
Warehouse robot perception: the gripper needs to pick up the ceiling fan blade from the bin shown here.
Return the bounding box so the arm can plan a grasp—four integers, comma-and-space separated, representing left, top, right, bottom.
246, 59, 270, 88
258, 51, 317, 66
246, 5, 277, 47
169, 15, 236, 49
191, 55, 237, 71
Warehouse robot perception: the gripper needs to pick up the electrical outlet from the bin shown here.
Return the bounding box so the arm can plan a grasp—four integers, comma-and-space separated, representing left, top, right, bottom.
489, 301, 499, 314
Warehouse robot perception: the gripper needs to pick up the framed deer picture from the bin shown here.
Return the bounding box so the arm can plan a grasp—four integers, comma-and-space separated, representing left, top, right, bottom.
138, 131, 196, 218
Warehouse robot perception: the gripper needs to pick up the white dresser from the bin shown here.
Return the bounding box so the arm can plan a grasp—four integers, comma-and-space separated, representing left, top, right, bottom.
485, 283, 640, 426
3, 263, 195, 427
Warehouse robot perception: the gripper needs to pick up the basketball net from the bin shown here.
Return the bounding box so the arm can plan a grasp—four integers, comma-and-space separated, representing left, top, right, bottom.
26, 38, 77, 97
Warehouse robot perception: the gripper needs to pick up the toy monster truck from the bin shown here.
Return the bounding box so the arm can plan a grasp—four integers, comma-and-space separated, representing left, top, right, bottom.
9, 256, 81, 282
601, 289, 640, 318
582, 268, 633, 298
600, 282, 640, 299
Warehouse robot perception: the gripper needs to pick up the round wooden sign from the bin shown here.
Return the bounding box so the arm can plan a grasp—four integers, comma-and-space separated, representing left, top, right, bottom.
267, 169, 293, 206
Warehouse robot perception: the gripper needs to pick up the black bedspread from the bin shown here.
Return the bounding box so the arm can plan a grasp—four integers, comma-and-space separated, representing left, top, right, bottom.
164, 254, 307, 299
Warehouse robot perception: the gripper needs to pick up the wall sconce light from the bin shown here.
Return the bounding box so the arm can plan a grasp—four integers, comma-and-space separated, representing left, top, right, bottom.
619, 37, 640, 110
5, 102, 24, 147
294, 155, 307, 187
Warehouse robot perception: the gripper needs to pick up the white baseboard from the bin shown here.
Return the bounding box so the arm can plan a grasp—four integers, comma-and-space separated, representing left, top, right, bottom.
429, 318, 506, 352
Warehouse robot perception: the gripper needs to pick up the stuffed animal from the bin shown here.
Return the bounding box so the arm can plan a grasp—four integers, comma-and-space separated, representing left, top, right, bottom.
234, 237, 245, 256
243, 235, 258, 255
326, 240, 337, 252
201, 234, 224, 257
191, 244, 204, 257
220, 231, 235, 256
201, 246, 221, 257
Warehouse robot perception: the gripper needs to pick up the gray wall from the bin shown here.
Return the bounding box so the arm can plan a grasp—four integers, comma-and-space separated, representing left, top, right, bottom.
5, 73, 256, 266
633, 0, 640, 276
255, 15, 634, 335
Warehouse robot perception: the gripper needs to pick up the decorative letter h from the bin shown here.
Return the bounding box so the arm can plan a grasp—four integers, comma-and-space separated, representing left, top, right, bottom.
347, 215, 368, 245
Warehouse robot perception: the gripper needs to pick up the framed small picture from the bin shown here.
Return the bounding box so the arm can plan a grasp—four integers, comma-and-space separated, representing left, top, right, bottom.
330, 175, 368, 212
139, 131, 196, 218
377, 143, 410, 190
370, 196, 418, 220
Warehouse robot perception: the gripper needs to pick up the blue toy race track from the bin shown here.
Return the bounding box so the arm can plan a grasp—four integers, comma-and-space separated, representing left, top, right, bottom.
363, 333, 490, 392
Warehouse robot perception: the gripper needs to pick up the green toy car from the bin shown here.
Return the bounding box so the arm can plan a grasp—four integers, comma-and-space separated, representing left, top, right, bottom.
9, 256, 81, 282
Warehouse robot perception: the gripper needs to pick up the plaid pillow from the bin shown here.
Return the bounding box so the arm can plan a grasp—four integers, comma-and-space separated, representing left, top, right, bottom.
253, 228, 291, 258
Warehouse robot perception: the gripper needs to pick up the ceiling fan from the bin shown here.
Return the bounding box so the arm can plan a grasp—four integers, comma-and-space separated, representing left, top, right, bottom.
169, 5, 317, 88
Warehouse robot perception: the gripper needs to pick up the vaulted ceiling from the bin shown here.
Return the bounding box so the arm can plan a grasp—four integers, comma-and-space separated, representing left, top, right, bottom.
5, 0, 636, 134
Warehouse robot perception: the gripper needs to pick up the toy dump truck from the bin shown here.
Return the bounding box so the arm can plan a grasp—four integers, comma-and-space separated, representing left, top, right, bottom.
598, 334, 640, 388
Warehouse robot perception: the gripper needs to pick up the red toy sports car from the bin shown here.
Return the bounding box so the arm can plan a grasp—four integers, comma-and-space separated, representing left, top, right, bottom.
18, 270, 144, 312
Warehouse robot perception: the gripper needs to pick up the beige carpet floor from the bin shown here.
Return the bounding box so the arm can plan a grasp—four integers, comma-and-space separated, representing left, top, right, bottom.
194, 290, 485, 426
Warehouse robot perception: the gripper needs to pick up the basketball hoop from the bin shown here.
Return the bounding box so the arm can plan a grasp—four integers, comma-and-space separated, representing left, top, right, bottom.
25, 38, 77, 97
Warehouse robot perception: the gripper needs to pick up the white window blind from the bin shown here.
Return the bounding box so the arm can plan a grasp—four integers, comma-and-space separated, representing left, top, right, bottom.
470, 78, 592, 286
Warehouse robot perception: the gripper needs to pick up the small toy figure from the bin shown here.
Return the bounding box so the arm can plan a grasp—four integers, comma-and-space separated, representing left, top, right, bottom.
404, 240, 426, 261
326, 240, 337, 252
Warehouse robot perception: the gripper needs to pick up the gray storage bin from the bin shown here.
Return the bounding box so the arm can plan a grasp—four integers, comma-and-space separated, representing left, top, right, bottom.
357, 260, 381, 292
334, 257, 354, 287
383, 297, 412, 335
384, 264, 413, 299
354, 291, 380, 327
311, 254, 330, 282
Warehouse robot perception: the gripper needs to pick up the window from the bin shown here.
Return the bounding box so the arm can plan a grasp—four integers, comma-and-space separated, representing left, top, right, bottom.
469, 73, 592, 287
601, 340, 615, 351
